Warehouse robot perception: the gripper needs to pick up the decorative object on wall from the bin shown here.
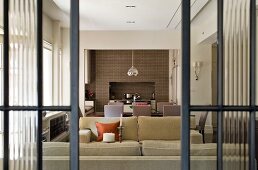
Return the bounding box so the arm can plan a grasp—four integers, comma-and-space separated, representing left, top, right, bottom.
192, 61, 202, 80
127, 50, 139, 76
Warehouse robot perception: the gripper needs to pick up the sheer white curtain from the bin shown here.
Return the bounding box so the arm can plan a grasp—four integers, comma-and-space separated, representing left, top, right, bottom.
8, 0, 38, 169
223, 0, 250, 169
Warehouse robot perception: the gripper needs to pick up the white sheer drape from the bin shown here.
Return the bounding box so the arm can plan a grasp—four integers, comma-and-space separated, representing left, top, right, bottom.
223, 0, 250, 169
8, 0, 38, 169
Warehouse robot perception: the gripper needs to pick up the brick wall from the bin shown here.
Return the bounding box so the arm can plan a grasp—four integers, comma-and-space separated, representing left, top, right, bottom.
86, 50, 169, 112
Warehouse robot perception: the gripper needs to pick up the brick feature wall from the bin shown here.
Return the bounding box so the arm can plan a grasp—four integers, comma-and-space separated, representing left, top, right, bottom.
87, 50, 169, 112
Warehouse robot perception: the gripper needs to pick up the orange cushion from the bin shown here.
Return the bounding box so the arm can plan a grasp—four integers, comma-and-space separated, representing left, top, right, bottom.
96, 122, 120, 142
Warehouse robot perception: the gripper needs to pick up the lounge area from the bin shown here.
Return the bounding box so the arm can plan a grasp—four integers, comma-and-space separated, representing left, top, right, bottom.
43, 116, 217, 170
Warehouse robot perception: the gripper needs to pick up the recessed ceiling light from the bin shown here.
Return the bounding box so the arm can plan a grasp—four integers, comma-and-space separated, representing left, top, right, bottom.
125, 5, 136, 8
126, 21, 135, 24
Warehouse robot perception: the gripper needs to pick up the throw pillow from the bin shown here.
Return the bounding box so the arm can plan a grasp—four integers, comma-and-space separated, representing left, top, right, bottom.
96, 121, 120, 142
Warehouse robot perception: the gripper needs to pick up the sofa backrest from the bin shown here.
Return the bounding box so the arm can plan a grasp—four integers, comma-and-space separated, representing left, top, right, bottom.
79, 117, 138, 141
138, 116, 181, 141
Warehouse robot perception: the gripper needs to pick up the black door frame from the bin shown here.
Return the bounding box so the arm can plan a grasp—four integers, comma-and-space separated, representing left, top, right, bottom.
1, 0, 256, 170
2, 0, 78, 170
181, 0, 256, 169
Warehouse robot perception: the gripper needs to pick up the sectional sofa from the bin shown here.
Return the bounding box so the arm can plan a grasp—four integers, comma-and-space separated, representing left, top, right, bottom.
43, 116, 218, 170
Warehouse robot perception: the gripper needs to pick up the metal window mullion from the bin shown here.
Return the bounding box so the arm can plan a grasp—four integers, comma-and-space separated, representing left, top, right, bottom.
3, 0, 9, 170
217, 0, 224, 169
181, 0, 191, 169
70, 0, 80, 169
36, 0, 43, 169
249, 0, 256, 169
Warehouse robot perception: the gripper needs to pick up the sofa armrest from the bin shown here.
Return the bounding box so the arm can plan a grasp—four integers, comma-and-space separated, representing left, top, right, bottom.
79, 129, 91, 143
190, 130, 203, 144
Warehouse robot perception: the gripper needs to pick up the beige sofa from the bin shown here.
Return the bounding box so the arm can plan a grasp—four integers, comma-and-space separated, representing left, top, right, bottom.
43, 116, 218, 170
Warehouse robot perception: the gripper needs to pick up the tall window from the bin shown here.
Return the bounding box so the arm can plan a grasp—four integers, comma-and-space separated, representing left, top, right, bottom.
43, 41, 53, 106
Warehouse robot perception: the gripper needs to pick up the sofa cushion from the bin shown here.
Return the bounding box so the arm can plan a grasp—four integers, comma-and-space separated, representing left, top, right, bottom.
79, 117, 138, 141
79, 129, 91, 143
79, 140, 141, 156
138, 116, 181, 141
43, 141, 141, 156
142, 140, 216, 156
43, 142, 70, 156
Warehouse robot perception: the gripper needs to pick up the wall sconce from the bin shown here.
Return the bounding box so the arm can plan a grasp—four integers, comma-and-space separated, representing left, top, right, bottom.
193, 61, 201, 80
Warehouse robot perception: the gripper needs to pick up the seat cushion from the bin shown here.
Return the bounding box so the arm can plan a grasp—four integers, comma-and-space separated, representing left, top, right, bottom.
43, 141, 141, 156
142, 140, 216, 156
79, 117, 138, 141
138, 116, 181, 141
43, 142, 70, 156
79, 140, 141, 156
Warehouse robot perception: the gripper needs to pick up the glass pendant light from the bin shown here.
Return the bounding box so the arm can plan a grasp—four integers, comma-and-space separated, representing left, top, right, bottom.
127, 50, 138, 76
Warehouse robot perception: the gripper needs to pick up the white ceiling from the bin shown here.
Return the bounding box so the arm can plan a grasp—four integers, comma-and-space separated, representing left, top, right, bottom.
52, 0, 210, 30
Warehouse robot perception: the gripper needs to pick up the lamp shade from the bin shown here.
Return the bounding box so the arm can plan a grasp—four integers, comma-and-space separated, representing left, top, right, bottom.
127, 50, 138, 76
127, 66, 138, 76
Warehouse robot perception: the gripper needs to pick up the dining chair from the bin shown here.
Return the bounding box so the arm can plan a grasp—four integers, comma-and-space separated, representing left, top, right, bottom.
104, 105, 123, 117
156, 102, 173, 113
163, 105, 181, 116
132, 105, 151, 116
195, 111, 209, 143
108, 101, 124, 105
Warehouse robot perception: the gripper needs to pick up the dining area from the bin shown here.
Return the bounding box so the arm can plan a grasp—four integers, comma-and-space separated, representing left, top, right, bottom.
86, 101, 210, 143
104, 101, 181, 117
106, 102, 209, 143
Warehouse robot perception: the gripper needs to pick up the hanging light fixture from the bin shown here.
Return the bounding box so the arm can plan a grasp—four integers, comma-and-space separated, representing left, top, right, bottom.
127, 50, 138, 76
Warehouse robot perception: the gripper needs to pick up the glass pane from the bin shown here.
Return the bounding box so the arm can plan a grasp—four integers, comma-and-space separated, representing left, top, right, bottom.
223, 0, 250, 106
9, 0, 38, 106
42, 111, 70, 170
223, 111, 249, 170
42, 0, 70, 107
189, 0, 217, 106
190, 111, 217, 170
9, 111, 38, 169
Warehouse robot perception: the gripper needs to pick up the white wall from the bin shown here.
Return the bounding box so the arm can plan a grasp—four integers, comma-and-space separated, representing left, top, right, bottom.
189, 0, 216, 127
192, 0, 217, 44
79, 30, 181, 50
190, 28, 212, 126
43, 14, 53, 43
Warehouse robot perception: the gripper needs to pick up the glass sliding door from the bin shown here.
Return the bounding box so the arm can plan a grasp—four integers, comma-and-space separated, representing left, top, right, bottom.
185, 0, 256, 169
1, 0, 76, 169
8, 0, 38, 169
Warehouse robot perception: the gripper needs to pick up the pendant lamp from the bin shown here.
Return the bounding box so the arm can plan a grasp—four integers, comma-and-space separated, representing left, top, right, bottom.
127, 50, 138, 76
